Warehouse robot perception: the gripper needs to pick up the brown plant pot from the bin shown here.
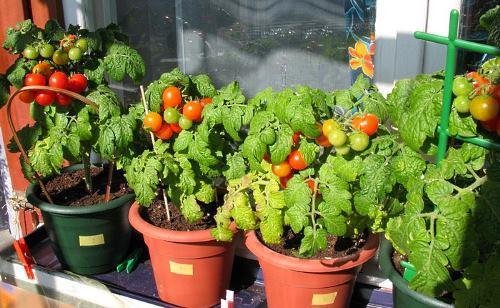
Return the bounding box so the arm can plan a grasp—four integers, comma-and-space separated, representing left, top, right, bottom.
245, 230, 379, 308
128, 202, 236, 307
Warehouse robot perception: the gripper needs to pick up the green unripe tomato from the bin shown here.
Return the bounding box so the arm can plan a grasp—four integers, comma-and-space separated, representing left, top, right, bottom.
327, 129, 347, 147
335, 145, 351, 155
23, 46, 39, 59
75, 38, 88, 52
452, 76, 473, 97
68, 47, 82, 61
454, 96, 471, 113
39, 44, 54, 58
52, 50, 69, 65
164, 107, 180, 124
178, 116, 193, 130
349, 132, 369, 151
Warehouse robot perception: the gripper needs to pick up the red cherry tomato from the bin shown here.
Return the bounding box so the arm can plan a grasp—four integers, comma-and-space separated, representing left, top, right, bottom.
155, 123, 174, 140
183, 101, 203, 122
272, 161, 292, 178
24, 73, 46, 86
163, 86, 182, 108
315, 134, 332, 147
48, 71, 69, 89
263, 153, 271, 162
18, 91, 35, 103
56, 93, 72, 106
200, 97, 212, 108
306, 179, 315, 192
292, 132, 301, 146
35, 90, 55, 106
280, 173, 293, 189
288, 150, 308, 170
68, 74, 88, 93
170, 122, 182, 133
352, 113, 379, 136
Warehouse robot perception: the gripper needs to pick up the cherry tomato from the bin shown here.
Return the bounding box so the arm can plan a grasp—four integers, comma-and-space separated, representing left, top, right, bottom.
335, 145, 351, 155
315, 134, 332, 147
18, 91, 35, 104
23, 46, 39, 59
263, 153, 271, 162
452, 76, 473, 96
183, 101, 203, 122
469, 95, 498, 121
272, 161, 292, 178
349, 132, 369, 151
200, 97, 212, 108
155, 123, 174, 140
75, 39, 88, 52
178, 116, 193, 130
39, 44, 54, 58
164, 107, 180, 124
292, 132, 301, 145
68, 47, 82, 61
454, 96, 470, 113
24, 73, 46, 86
52, 50, 69, 65
322, 119, 340, 137
143, 112, 163, 132
35, 90, 55, 106
328, 129, 347, 147
288, 150, 308, 170
49, 71, 69, 89
56, 93, 72, 106
481, 117, 498, 132
352, 113, 379, 136
280, 173, 293, 189
162, 86, 182, 108
493, 86, 500, 102
32, 61, 53, 77
170, 123, 182, 133
496, 117, 500, 136
68, 74, 88, 93
306, 179, 315, 192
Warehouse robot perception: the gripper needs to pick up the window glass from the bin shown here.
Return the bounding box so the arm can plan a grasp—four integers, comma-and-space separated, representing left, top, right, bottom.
115, 0, 376, 97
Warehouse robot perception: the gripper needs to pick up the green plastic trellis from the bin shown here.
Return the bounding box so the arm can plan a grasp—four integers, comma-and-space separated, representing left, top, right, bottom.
414, 9, 500, 165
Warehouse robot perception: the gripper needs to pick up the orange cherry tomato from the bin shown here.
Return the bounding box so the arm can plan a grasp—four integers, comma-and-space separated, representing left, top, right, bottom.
470, 95, 498, 121
155, 123, 174, 140
272, 161, 292, 178
306, 179, 315, 192
352, 113, 379, 136
162, 86, 182, 108
200, 97, 212, 108
32, 61, 53, 77
170, 122, 182, 133
143, 112, 163, 132
288, 150, 308, 170
182, 101, 203, 122
315, 134, 332, 147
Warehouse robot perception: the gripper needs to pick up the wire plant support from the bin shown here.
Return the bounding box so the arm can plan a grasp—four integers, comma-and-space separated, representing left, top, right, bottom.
414, 9, 500, 165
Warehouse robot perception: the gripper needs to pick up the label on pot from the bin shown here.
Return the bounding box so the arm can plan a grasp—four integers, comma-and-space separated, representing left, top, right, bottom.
311, 292, 337, 306
79, 234, 105, 246
169, 261, 193, 275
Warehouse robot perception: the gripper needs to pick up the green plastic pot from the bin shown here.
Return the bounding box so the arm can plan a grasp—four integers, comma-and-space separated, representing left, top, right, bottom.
379, 239, 454, 308
26, 164, 135, 275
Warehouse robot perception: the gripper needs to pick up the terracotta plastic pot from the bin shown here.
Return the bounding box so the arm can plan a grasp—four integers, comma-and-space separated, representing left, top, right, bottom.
245, 231, 379, 308
379, 239, 454, 308
26, 164, 134, 275
129, 202, 236, 307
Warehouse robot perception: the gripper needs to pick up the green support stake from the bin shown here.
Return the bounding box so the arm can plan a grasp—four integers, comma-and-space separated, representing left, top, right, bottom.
414, 9, 500, 166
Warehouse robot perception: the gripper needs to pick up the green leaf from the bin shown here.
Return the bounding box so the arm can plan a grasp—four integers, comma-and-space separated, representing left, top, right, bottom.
3, 20, 40, 54
269, 125, 294, 164
8, 124, 42, 153
125, 150, 164, 206
318, 202, 346, 236
328, 155, 363, 182
230, 193, 256, 230
390, 147, 426, 185
44, 20, 65, 41
298, 139, 319, 165
223, 153, 247, 180
180, 195, 204, 223
103, 43, 145, 83
7, 58, 27, 89
448, 108, 477, 137
28, 135, 64, 177
259, 207, 283, 244
191, 74, 216, 97
194, 181, 215, 204
0, 74, 10, 107
360, 154, 395, 201
86, 85, 121, 121
299, 226, 327, 257
84, 58, 105, 85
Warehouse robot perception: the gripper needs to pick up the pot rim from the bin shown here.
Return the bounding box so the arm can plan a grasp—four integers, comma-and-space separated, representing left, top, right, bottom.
26, 164, 135, 215
378, 239, 454, 307
129, 201, 236, 243
244, 230, 379, 273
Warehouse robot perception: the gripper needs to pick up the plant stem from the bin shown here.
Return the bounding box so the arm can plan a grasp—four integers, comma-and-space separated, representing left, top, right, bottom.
82, 149, 93, 193
104, 160, 114, 203
310, 179, 319, 233
465, 164, 481, 181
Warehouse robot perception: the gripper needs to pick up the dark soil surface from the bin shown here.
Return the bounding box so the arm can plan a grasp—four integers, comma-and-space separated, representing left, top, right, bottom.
392, 250, 408, 275
260, 228, 369, 259
39, 167, 132, 206
141, 196, 217, 231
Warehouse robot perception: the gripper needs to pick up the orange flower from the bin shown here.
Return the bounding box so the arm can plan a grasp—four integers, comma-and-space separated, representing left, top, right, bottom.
348, 41, 374, 78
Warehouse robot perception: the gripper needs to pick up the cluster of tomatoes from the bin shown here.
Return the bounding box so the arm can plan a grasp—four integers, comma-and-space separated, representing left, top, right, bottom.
143, 86, 212, 140
452, 72, 500, 135
22, 34, 88, 65
18, 66, 88, 106
271, 113, 379, 188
